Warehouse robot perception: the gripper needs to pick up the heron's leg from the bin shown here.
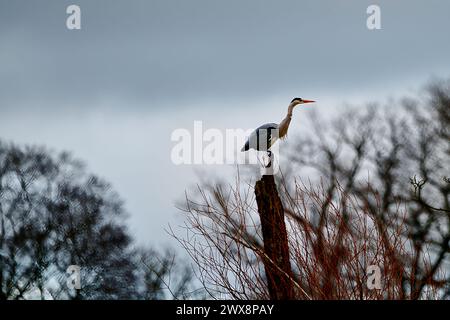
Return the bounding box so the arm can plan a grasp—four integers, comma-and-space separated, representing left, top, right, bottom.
265, 150, 273, 168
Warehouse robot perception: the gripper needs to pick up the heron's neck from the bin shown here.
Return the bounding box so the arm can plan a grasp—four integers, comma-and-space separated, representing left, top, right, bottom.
286, 103, 295, 118
279, 103, 295, 138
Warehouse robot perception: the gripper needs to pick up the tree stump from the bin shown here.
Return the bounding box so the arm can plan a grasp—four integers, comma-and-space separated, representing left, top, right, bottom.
255, 174, 295, 300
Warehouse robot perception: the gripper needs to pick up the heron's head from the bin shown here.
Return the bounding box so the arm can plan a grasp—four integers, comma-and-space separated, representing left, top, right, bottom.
290, 97, 315, 107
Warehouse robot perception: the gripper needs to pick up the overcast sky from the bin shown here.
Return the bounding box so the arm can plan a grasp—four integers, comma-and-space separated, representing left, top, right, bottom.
1, 0, 449, 247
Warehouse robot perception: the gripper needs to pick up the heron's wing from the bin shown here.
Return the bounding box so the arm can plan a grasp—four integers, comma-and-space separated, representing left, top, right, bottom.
241, 123, 279, 151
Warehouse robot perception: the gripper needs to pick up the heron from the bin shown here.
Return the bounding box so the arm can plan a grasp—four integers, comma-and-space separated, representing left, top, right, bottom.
241, 97, 315, 167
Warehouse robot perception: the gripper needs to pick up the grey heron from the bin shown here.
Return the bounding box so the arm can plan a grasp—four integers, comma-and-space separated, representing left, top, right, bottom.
241, 97, 315, 166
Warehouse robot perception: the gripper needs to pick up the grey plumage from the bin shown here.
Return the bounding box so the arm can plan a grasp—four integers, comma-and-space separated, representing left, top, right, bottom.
241, 123, 279, 151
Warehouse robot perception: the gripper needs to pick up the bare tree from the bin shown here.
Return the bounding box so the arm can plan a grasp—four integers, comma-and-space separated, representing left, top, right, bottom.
288, 80, 449, 299
174, 79, 449, 300
0, 141, 197, 300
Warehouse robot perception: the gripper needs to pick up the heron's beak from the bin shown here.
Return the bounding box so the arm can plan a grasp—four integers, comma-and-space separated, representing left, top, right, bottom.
302, 99, 315, 104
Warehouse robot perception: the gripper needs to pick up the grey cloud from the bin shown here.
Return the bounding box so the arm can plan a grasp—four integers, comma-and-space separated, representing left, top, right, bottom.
1, 0, 450, 111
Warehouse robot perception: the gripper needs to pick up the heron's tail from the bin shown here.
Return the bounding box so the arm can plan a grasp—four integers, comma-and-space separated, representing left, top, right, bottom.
241, 140, 249, 152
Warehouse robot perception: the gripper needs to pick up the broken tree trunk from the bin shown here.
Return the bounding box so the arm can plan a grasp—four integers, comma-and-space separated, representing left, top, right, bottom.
255, 174, 295, 300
